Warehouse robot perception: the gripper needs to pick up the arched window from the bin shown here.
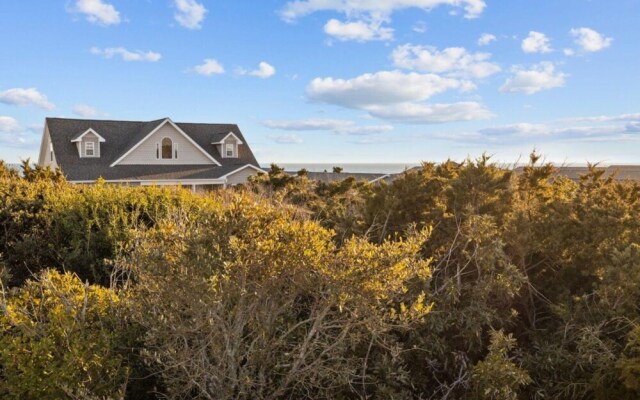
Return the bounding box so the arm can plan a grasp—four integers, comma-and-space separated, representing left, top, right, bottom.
162, 138, 173, 159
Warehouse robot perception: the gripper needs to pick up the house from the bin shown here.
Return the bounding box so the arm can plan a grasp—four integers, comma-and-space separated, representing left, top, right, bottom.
37, 117, 264, 190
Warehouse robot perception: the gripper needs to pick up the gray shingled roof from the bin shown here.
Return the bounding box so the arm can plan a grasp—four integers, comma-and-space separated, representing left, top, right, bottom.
46, 118, 260, 181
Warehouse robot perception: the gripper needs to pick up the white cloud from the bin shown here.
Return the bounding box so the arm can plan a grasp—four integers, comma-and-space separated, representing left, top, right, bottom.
0, 116, 39, 147
270, 134, 304, 144
522, 31, 552, 53
262, 119, 393, 135
391, 44, 501, 79
193, 59, 225, 76
500, 62, 567, 95
280, 0, 487, 22
434, 121, 640, 145
307, 70, 466, 108
90, 47, 162, 62
570, 27, 612, 52
249, 62, 276, 79
174, 0, 207, 30
478, 123, 548, 137
71, 0, 121, 25
73, 104, 105, 118
364, 102, 493, 124
0, 88, 55, 110
478, 33, 496, 46
306, 70, 491, 124
565, 113, 640, 123
563, 48, 575, 56
0, 116, 22, 133
324, 19, 393, 41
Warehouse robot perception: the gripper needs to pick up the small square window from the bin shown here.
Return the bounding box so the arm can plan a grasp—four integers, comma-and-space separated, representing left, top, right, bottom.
85, 142, 95, 157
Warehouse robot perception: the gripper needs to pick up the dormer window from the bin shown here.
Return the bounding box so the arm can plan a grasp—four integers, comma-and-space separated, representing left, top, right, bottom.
85, 142, 95, 157
71, 128, 105, 158
212, 132, 243, 159
225, 143, 235, 158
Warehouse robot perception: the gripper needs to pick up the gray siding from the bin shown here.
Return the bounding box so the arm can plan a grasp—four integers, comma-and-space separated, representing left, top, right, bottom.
119, 123, 214, 165
38, 127, 58, 168
226, 167, 259, 185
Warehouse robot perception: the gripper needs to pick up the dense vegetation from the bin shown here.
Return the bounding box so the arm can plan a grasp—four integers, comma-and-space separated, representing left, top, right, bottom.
2, 155, 640, 399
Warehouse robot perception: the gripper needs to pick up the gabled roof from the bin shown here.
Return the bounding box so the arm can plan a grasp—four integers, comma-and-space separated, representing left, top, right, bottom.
110, 118, 221, 167
212, 132, 244, 145
71, 128, 106, 143
45, 117, 260, 182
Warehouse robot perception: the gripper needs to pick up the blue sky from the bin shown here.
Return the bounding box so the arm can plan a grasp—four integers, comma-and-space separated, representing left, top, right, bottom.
1, 0, 639, 164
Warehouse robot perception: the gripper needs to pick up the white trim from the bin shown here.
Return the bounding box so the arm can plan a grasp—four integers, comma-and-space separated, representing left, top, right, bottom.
211, 132, 244, 145
110, 118, 221, 167
217, 164, 265, 179
71, 128, 106, 143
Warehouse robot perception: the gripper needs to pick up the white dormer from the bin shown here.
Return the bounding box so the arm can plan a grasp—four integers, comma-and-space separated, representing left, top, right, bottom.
71, 128, 105, 158
212, 132, 244, 159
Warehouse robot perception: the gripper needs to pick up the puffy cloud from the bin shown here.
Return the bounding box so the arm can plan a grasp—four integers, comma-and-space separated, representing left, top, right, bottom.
73, 104, 105, 118
307, 70, 466, 108
324, 19, 393, 41
249, 62, 276, 79
307, 70, 491, 124
450, 122, 640, 144
270, 134, 303, 144
500, 62, 567, 95
71, 0, 121, 26
521, 31, 552, 53
90, 47, 162, 62
193, 59, 225, 76
0, 116, 39, 147
0, 88, 55, 110
570, 27, 613, 52
0, 116, 22, 133
364, 102, 493, 124
174, 0, 207, 30
478, 33, 496, 46
391, 44, 501, 79
280, 0, 487, 21
262, 119, 393, 135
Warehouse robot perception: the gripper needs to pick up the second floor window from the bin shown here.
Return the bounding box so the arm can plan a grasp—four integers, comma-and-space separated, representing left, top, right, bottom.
225, 143, 235, 157
162, 138, 173, 159
85, 141, 95, 157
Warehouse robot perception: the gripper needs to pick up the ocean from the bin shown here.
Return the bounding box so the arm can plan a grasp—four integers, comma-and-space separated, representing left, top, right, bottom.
260, 163, 420, 174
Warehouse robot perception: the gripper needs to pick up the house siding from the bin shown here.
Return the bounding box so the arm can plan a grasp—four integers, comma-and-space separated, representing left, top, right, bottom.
119, 123, 214, 165
38, 126, 58, 168
226, 167, 259, 186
